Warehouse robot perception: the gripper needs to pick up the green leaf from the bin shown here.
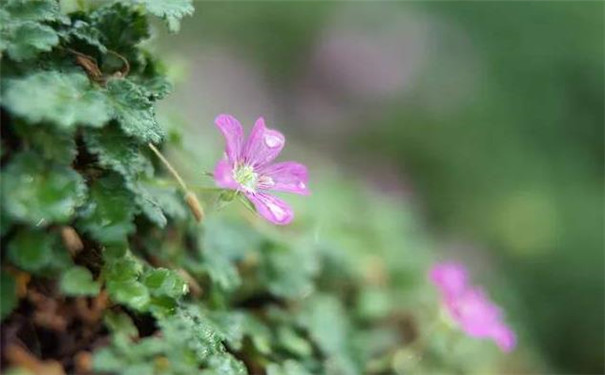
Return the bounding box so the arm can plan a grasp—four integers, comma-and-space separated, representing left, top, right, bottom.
7, 228, 55, 272
259, 242, 318, 299
14, 123, 76, 164
60, 19, 107, 53
82, 126, 167, 227
82, 125, 150, 182
3, 71, 111, 130
77, 173, 136, 244
1, 151, 87, 225
203, 217, 260, 259
142, 268, 188, 299
2, 0, 67, 23
104, 310, 139, 338
106, 78, 164, 144
277, 326, 313, 358
4, 21, 58, 61
107, 280, 150, 311
140, 184, 188, 221
90, 3, 149, 53
103, 254, 142, 283
1, 273, 18, 320
159, 305, 224, 362
132, 0, 194, 33
202, 355, 247, 375
298, 295, 348, 357
198, 218, 262, 291
207, 311, 245, 350
242, 314, 272, 355
134, 184, 168, 228
267, 360, 313, 375
60, 266, 101, 296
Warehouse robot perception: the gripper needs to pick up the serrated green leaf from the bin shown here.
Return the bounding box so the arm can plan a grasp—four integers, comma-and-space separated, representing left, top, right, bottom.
4, 21, 58, 61
82, 125, 149, 181
105, 78, 164, 144
143, 268, 187, 299
159, 305, 225, 361
3, 71, 111, 129
90, 3, 149, 52
61, 19, 107, 52
132, 0, 194, 33
78, 173, 136, 244
2, 0, 67, 23
60, 266, 100, 296
7, 228, 55, 272
1, 151, 87, 225
207, 311, 245, 350
1, 273, 18, 320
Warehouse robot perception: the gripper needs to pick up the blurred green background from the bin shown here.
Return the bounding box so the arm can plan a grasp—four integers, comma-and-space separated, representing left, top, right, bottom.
157, 2, 604, 374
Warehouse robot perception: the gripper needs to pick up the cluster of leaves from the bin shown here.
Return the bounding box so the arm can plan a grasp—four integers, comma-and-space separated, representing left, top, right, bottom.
0, 1, 513, 374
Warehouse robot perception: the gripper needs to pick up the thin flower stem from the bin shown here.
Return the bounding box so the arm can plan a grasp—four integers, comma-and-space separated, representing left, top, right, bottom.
148, 143, 188, 191
148, 143, 205, 222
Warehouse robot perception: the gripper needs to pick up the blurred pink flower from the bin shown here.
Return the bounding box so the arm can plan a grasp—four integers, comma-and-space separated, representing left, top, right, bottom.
429, 262, 517, 353
429, 261, 468, 299
213, 114, 309, 225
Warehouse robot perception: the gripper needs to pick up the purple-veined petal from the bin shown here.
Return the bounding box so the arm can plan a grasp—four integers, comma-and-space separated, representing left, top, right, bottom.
214, 159, 239, 190
258, 161, 310, 195
246, 192, 294, 225
215, 114, 244, 164
241, 117, 285, 168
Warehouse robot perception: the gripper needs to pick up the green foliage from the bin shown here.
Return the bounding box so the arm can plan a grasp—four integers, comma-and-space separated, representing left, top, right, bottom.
3, 72, 111, 129
0, 274, 18, 320
8, 229, 56, 272
60, 265, 100, 296
132, 0, 194, 33
77, 173, 136, 244
0, 1, 522, 374
1, 152, 87, 226
105, 78, 165, 144
0, 0, 67, 61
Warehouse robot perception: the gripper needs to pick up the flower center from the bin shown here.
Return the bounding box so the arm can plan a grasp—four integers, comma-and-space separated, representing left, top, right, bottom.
233, 164, 258, 191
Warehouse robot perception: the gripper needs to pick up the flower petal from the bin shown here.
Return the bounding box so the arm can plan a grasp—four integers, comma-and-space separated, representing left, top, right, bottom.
246, 192, 294, 225
490, 323, 517, 353
258, 162, 309, 195
242, 117, 285, 168
215, 114, 244, 164
214, 159, 238, 189
429, 262, 468, 299
447, 288, 502, 338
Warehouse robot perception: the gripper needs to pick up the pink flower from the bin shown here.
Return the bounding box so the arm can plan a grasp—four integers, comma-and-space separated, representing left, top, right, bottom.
429, 262, 468, 299
213, 114, 309, 225
429, 262, 517, 353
